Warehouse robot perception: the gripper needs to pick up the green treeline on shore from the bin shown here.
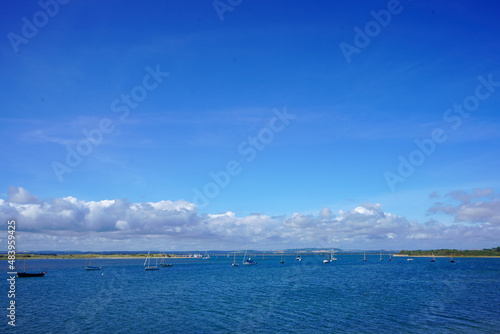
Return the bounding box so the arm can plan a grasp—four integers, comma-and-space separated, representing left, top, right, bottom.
398, 247, 500, 257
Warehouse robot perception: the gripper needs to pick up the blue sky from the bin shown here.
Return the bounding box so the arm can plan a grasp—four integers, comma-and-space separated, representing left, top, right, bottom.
1, 0, 500, 251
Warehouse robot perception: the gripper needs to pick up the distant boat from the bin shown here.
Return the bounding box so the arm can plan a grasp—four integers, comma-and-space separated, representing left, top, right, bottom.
323, 251, 330, 264
242, 249, 257, 265
430, 253, 436, 262
243, 257, 257, 265
160, 253, 173, 267
407, 251, 413, 261
16, 253, 47, 277
232, 253, 239, 267
450, 254, 456, 263
84, 254, 101, 270
280, 255, 284, 264
363, 252, 367, 262
331, 248, 337, 261
144, 251, 159, 270
203, 252, 211, 259
380, 251, 383, 261
389, 253, 393, 261
296, 254, 302, 261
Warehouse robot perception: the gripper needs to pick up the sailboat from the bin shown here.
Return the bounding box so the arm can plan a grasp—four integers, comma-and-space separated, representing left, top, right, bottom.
232, 253, 239, 267
323, 251, 330, 263
144, 251, 159, 270
380, 251, 383, 261
450, 253, 456, 263
84, 253, 101, 270
16, 253, 47, 277
242, 249, 257, 265
363, 252, 367, 262
296, 254, 302, 261
430, 253, 436, 262
160, 253, 173, 267
280, 255, 284, 264
389, 253, 393, 261
331, 248, 337, 261
407, 251, 414, 261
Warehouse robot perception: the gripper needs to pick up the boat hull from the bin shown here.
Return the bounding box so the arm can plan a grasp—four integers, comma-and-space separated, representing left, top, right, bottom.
243, 262, 257, 265
85, 266, 101, 270
17, 272, 46, 277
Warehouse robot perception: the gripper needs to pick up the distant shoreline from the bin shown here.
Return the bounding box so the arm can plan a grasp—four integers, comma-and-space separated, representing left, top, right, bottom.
393, 254, 499, 258
2, 253, 499, 260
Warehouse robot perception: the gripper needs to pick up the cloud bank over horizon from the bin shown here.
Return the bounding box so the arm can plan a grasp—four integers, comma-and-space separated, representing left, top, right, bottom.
1, 186, 499, 251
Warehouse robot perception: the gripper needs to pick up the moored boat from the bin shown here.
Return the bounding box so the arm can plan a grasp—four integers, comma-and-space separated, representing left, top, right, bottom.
85, 254, 101, 270
144, 251, 159, 270
160, 253, 173, 267
17, 271, 47, 277
16, 253, 47, 277
232, 253, 239, 267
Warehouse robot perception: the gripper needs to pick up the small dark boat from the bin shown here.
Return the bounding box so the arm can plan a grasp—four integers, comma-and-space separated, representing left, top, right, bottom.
160, 254, 173, 267
16, 253, 47, 277
85, 266, 102, 270
84, 254, 101, 270
450, 254, 456, 263
17, 271, 47, 277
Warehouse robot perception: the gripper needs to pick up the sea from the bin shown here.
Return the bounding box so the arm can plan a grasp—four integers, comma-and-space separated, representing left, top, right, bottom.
1, 255, 499, 333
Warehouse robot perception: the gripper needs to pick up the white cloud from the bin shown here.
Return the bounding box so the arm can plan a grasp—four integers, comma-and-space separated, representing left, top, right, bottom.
1, 187, 499, 251
320, 207, 332, 218
428, 188, 500, 225
7, 186, 40, 204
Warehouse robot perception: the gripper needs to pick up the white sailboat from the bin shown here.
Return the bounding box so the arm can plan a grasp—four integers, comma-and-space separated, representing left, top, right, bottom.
232, 253, 239, 267
430, 253, 436, 262
242, 249, 257, 265
323, 251, 330, 263
363, 252, 366, 262
380, 251, 383, 261
331, 248, 337, 261
144, 251, 159, 270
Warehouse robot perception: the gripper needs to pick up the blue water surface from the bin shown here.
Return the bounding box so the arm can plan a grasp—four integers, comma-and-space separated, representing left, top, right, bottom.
1, 255, 499, 333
